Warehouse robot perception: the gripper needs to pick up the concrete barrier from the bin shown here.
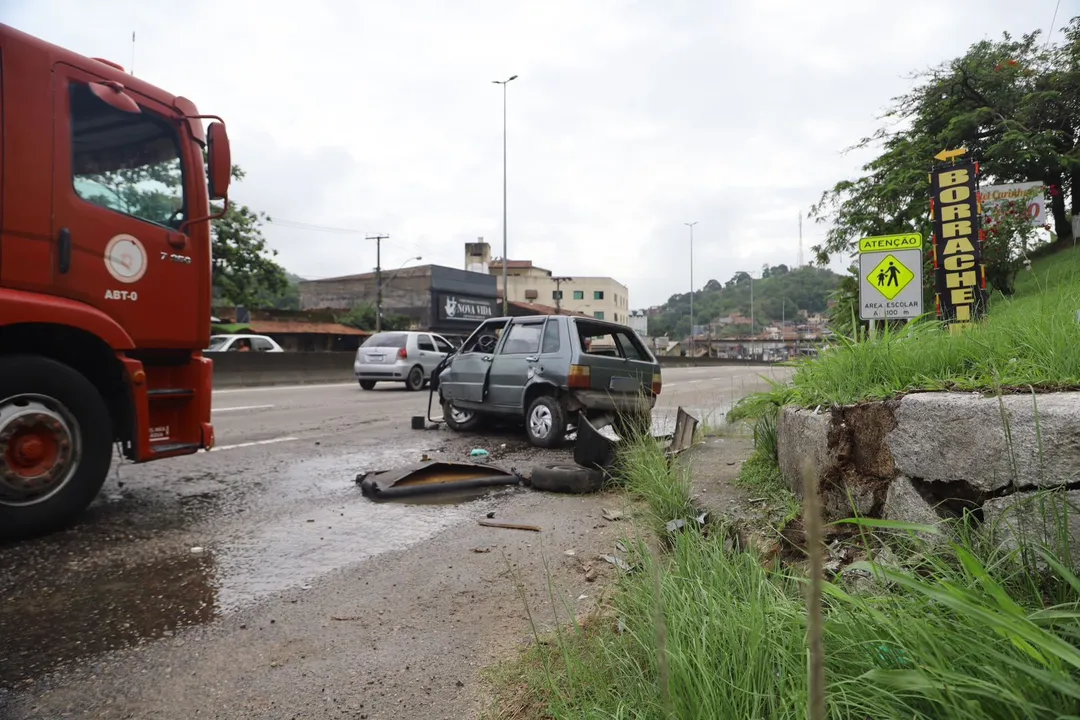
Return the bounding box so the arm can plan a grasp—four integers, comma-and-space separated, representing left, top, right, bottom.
211, 352, 356, 389
208, 352, 781, 389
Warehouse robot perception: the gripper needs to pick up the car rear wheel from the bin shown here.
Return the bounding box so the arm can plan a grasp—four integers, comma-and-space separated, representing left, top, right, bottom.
0, 355, 114, 541
359, 380, 376, 390
442, 400, 483, 432
405, 365, 425, 392
525, 395, 566, 449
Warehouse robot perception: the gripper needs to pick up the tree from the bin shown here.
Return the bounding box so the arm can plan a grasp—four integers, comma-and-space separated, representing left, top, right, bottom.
211, 166, 288, 309
810, 20, 1080, 276
336, 302, 411, 332
982, 197, 1045, 295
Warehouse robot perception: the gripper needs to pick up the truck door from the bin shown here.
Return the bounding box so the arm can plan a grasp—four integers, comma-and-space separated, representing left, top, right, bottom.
50, 64, 202, 348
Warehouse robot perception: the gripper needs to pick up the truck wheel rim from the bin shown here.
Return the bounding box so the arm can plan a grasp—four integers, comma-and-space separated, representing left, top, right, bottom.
529, 405, 552, 438
0, 394, 82, 506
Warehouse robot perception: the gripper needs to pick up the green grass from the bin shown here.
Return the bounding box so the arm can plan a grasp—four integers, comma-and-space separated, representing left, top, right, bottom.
487, 435, 1080, 720
751, 245, 1080, 409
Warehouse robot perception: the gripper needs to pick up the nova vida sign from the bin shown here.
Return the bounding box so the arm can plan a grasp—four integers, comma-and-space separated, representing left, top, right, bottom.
437, 293, 496, 322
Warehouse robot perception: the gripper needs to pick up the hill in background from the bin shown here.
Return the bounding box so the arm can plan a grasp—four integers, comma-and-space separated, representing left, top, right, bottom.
647, 265, 843, 338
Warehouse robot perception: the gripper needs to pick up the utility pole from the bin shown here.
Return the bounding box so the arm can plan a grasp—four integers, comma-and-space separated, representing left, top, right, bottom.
367, 234, 389, 331
493, 74, 518, 315
798, 210, 804, 267
684, 222, 697, 357
552, 276, 572, 313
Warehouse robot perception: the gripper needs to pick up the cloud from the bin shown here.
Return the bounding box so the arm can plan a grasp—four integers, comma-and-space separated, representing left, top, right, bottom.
6, 0, 1056, 305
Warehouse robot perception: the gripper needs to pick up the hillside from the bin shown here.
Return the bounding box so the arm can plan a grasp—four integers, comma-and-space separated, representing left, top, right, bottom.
647, 265, 843, 338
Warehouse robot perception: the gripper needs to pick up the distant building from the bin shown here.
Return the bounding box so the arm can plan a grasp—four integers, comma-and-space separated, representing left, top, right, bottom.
467, 241, 631, 324
628, 309, 648, 337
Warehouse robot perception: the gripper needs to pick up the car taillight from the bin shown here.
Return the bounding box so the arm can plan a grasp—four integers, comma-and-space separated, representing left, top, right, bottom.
398, 347, 407, 359
652, 373, 662, 395
568, 364, 590, 389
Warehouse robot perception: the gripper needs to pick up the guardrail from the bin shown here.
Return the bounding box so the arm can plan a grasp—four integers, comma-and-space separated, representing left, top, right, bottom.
209, 352, 780, 389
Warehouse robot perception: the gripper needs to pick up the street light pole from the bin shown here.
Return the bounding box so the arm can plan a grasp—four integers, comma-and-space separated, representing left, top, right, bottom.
493, 74, 518, 316
684, 222, 697, 357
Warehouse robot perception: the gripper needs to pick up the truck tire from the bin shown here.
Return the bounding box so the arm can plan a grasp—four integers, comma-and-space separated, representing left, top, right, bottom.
442, 400, 483, 432
525, 395, 566, 448
0, 355, 114, 541
530, 463, 605, 494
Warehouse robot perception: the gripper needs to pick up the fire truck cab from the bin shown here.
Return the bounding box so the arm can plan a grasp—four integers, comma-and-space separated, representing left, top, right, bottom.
0, 23, 231, 540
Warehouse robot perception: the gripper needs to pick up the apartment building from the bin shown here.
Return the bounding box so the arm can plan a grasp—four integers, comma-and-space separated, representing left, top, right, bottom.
465, 241, 631, 324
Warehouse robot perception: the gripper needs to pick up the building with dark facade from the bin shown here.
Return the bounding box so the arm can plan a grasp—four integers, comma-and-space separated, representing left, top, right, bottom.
299, 265, 500, 340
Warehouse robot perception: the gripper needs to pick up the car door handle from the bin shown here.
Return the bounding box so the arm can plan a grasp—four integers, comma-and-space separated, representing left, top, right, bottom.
57, 227, 72, 274
482, 356, 492, 362
525, 356, 538, 362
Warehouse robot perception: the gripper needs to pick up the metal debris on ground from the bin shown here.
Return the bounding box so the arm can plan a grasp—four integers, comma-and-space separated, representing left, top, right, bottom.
478, 519, 541, 532
602, 508, 623, 522
599, 554, 635, 573
356, 461, 523, 500
615, 541, 628, 553
574, 406, 701, 471
471, 547, 492, 554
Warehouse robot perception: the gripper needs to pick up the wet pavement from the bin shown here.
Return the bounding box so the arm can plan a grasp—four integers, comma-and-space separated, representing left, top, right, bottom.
0, 364, 790, 716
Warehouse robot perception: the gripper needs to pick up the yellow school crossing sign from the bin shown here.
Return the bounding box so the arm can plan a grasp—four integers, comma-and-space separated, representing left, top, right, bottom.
858, 234, 923, 320
867, 254, 915, 300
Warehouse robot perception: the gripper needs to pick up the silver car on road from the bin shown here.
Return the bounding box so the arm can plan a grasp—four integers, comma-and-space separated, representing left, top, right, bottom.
354, 331, 457, 391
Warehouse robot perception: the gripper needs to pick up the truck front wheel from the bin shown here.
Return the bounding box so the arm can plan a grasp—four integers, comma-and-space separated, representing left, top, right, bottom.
0, 355, 114, 541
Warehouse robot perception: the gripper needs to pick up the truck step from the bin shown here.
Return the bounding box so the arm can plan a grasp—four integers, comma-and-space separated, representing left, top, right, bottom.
149, 442, 201, 455
147, 388, 196, 398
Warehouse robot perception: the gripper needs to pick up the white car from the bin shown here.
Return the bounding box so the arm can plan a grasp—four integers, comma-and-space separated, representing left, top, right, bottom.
205, 334, 284, 353
354, 331, 456, 391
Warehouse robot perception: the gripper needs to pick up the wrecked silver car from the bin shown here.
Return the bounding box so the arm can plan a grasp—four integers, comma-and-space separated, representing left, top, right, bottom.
434, 315, 663, 448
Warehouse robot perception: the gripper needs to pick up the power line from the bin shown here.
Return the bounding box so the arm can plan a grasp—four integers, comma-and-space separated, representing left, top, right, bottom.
265, 216, 427, 254
1046, 0, 1063, 49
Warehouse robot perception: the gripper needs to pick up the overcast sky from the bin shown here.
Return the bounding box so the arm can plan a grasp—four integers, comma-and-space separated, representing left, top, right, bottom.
6, 1, 1067, 307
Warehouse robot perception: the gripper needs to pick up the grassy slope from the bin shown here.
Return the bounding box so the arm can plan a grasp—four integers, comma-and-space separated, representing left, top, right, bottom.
485, 436, 1080, 720
778, 245, 1080, 407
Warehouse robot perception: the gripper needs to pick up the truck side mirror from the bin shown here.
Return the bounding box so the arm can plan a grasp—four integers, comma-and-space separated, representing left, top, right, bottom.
207, 122, 231, 201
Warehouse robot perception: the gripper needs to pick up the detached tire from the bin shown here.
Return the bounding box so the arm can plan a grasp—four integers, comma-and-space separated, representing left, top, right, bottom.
0, 355, 114, 541
442, 400, 483, 432
359, 380, 376, 390
530, 464, 605, 494
525, 395, 566, 448
405, 366, 425, 392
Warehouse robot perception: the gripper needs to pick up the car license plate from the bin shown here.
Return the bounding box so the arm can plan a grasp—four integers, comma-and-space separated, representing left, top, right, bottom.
609, 376, 639, 392
367, 354, 384, 362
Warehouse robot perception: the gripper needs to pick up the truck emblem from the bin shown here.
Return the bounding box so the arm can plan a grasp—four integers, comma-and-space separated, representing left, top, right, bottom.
104, 234, 147, 284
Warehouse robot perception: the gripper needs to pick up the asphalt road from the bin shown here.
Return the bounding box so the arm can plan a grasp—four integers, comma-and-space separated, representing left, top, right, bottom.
0, 364, 791, 719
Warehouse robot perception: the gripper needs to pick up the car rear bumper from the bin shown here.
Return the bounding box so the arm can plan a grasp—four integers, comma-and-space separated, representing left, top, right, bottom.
569, 390, 657, 413
354, 360, 410, 381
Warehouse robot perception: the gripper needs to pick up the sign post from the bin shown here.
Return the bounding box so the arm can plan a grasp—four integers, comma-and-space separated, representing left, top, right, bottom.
859, 233, 924, 326
929, 147, 988, 328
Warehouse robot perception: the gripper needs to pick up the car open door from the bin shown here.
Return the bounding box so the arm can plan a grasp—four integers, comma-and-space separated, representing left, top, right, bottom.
487, 318, 545, 410
440, 319, 507, 405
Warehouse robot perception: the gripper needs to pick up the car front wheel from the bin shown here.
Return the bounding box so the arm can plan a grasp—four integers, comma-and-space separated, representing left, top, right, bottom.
442, 400, 483, 432
525, 395, 566, 449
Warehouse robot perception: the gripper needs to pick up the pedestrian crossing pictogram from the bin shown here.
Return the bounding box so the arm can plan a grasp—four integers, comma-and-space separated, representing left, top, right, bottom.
867, 254, 915, 301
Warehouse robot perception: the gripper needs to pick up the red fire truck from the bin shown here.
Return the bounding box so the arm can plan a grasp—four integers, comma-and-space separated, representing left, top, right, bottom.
0, 23, 231, 540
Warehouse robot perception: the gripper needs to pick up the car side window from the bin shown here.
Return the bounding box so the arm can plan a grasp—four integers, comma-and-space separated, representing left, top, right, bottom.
251, 337, 275, 352
500, 323, 543, 355
433, 336, 455, 353
69, 82, 188, 230
417, 335, 437, 352
541, 320, 561, 354
615, 332, 646, 361
460, 320, 508, 353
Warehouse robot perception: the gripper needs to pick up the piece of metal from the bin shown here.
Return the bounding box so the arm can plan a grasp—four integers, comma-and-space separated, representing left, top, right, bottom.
0, 394, 81, 506
666, 406, 699, 456
356, 460, 522, 500
572, 407, 700, 471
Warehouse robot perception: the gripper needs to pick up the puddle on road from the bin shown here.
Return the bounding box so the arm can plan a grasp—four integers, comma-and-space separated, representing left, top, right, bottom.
0, 547, 216, 688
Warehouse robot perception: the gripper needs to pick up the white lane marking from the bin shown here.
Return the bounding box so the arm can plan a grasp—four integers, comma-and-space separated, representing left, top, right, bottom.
214, 382, 356, 395
212, 404, 274, 413
210, 436, 300, 452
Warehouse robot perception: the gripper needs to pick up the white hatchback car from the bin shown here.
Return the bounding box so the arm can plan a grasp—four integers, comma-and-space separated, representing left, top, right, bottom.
354, 331, 456, 391
205, 334, 284, 353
